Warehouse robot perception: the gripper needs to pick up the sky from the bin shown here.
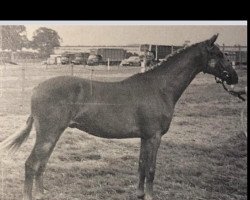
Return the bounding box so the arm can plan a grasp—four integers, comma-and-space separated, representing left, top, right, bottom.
2, 21, 247, 46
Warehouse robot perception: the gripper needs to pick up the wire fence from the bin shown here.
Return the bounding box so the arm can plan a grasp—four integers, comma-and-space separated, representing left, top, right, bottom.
0, 62, 151, 104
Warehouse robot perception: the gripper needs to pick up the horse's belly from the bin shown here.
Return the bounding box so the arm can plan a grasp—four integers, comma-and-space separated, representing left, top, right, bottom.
71, 120, 141, 139
70, 107, 141, 139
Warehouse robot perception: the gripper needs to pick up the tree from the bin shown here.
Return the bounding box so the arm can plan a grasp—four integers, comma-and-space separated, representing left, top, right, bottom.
31, 27, 61, 58
1, 25, 28, 51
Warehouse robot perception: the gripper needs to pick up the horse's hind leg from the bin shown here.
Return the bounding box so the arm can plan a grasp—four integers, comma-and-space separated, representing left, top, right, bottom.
23, 116, 68, 200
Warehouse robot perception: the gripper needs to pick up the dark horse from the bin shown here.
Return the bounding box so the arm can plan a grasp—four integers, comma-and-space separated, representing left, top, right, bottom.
0, 34, 238, 200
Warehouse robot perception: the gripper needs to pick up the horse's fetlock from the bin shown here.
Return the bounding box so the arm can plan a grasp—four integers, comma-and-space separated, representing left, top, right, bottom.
148, 167, 155, 175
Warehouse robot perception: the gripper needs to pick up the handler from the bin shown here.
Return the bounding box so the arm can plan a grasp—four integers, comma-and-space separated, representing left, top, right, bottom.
229, 85, 247, 137
141, 49, 155, 73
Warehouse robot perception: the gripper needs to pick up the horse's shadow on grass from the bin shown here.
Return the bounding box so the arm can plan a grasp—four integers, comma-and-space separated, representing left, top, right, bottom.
43, 132, 247, 200
155, 132, 247, 199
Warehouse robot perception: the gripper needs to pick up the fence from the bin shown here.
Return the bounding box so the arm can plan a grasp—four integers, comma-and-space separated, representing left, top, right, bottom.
0, 64, 127, 117
0, 62, 141, 110
219, 45, 247, 67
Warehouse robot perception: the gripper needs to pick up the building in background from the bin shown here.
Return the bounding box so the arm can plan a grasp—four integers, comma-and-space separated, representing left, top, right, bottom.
54, 44, 247, 66
54, 45, 141, 55
220, 45, 247, 65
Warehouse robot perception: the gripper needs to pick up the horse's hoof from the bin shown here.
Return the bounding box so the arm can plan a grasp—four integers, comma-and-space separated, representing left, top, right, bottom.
144, 194, 153, 200
36, 193, 44, 200
35, 190, 47, 200
136, 189, 145, 199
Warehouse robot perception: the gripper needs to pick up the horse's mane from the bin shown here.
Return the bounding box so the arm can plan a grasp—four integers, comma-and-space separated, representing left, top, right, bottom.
123, 41, 203, 82
143, 42, 201, 74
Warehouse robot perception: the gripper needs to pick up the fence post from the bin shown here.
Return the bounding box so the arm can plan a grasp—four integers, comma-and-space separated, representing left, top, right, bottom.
90, 69, 94, 96
238, 45, 242, 68
21, 66, 25, 93
171, 45, 174, 54
107, 58, 110, 71
140, 60, 146, 73
71, 64, 74, 76
20, 63, 26, 110
156, 45, 158, 61
222, 43, 225, 53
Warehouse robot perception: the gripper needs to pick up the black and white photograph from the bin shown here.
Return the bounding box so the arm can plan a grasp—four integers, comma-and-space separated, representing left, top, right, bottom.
0, 21, 247, 200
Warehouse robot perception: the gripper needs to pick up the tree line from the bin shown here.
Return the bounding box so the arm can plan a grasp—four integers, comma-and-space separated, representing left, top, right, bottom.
1, 26, 61, 58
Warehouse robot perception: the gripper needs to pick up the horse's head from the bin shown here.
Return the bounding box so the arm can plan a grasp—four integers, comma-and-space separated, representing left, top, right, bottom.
202, 34, 238, 85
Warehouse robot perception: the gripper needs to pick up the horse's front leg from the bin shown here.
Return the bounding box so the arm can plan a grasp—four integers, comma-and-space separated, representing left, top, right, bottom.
144, 132, 162, 200
137, 138, 147, 199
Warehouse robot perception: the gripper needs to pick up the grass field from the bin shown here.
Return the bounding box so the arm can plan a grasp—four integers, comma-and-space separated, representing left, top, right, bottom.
0, 63, 247, 200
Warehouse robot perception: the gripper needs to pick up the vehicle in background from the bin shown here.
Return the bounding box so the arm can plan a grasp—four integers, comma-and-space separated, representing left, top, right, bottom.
61, 53, 75, 65
71, 53, 90, 65
90, 48, 126, 65
120, 56, 141, 66
46, 57, 56, 65
41, 60, 47, 65
87, 54, 103, 66
45, 55, 61, 65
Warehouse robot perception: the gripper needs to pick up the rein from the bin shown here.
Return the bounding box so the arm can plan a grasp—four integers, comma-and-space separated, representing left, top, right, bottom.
215, 77, 246, 101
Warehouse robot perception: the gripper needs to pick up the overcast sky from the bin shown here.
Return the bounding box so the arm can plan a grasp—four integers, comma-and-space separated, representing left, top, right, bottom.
3, 21, 247, 46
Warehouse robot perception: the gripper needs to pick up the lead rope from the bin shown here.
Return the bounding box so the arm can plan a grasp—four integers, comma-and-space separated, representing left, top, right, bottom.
215, 77, 247, 137
215, 77, 246, 101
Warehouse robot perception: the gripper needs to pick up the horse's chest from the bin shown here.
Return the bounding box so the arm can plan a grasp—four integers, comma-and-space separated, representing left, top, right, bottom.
135, 101, 174, 136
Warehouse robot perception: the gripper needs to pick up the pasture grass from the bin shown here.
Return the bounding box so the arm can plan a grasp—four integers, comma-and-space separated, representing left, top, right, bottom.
0, 64, 247, 200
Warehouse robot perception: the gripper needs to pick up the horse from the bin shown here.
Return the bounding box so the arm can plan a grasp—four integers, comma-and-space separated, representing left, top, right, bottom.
0, 34, 238, 200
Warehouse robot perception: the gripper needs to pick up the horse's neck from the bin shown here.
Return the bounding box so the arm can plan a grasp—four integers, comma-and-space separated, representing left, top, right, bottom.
147, 47, 204, 104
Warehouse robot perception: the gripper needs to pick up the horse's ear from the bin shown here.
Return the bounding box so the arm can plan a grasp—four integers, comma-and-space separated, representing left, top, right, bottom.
206, 34, 219, 47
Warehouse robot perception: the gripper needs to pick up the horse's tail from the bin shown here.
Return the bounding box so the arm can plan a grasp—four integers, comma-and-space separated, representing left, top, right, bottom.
0, 115, 34, 154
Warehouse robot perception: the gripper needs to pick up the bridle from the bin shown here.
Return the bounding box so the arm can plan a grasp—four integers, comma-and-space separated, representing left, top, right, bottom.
213, 57, 246, 101
203, 46, 246, 101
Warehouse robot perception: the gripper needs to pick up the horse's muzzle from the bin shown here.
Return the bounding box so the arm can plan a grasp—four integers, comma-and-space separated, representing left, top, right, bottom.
224, 70, 238, 85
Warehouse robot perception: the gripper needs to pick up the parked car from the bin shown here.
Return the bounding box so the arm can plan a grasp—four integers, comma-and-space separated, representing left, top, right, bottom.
87, 54, 103, 66
61, 53, 75, 65
61, 56, 69, 65
92, 48, 126, 65
41, 60, 47, 65
120, 56, 141, 66
71, 53, 90, 65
